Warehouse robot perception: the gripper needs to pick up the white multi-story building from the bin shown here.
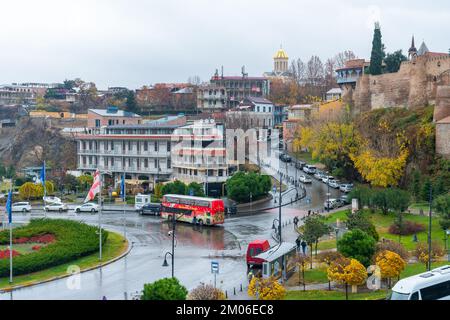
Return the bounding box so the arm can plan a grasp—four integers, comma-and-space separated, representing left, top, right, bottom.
76, 122, 183, 191
171, 119, 228, 196
197, 84, 227, 112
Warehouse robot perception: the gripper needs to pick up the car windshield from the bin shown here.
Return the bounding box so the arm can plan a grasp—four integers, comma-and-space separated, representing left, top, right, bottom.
389, 291, 410, 300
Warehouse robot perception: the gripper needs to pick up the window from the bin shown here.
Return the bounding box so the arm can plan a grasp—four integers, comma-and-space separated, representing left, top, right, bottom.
155, 141, 158, 152
410, 292, 419, 300
144, 141, 148, 151
167, 141, 171, 152
144, 159, 148, 168
420, 281, 450, 300
95, 119, 100, 127
108, 119, 113, 126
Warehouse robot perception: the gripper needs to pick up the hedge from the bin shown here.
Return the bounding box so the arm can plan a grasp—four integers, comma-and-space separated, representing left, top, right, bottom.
0, 219, 108, 277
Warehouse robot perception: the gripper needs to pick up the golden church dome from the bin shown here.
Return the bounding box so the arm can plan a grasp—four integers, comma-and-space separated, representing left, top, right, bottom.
274, 48, 288, 59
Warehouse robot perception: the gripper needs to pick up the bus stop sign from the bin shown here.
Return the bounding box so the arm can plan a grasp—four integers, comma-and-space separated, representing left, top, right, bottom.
211, 261, 219, 274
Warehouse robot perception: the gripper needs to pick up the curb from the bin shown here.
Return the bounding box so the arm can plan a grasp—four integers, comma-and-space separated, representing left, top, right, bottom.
0, 231, 133, 293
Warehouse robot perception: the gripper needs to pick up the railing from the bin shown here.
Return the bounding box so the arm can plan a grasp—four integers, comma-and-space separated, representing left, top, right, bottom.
78, 149, 170, 157
336, 76, 360, 84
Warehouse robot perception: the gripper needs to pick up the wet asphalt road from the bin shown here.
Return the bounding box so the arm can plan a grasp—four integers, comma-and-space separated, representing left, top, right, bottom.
0, 154, 344, 300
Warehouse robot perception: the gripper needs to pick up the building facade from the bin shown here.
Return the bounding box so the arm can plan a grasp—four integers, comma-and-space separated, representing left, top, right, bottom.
171, 120, 228, 196
226, 97, 275, 130
87, 107, 142, 128
76, 123, 181, 191
197, 84, 227, 112
209, 70, 270, 108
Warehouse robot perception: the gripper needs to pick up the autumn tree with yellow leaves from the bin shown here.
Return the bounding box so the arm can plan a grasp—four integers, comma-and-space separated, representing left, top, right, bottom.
375, 250, 407, 288
248, 276, 286, 300
327, 258, 367, 300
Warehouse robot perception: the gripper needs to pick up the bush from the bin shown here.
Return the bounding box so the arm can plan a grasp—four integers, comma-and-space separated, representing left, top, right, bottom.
414, 241, 445, 267
345, 210, 379, 241
0, 219, 107, 277
187, 283, 226, 300
375, 240, 409, 261
142, 277, 188, 300
388, 221, 425, 236
337, 229, 376, 267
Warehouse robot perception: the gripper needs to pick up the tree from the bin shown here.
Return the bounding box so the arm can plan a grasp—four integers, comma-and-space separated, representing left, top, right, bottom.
433, 194, 450, 231
351, 147, 409, 187
369, 22, 385, 75
327, 257, 367, 299
187, 182, 205, 197
334, 50, 356, 70
162, 180, 187, 196
154, 182, 163, 200
141, 277, 188, 300
19, 182, 37, 200
375, 250, 406, 288
410, 169, 421, 201
248, 276, 286, 300
77, 174, 93, 192
300, 214, 331, 265
376, 239, 409, 261
384, 50, 407, 73
306, 55, 324, 87
414, 242, 445, 268
295, 253, 311, 291
420, 176, 432, 202
226, 172, 271, 203
187, 283, 225, 300
345, 210, 379, 241
337, 229, 376, 267
318, 251, 344, 290
125, 90, 138, 114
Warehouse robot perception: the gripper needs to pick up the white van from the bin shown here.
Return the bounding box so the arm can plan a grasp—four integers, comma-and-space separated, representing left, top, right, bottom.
389, 265, 450, 300
135, 194, 151, 210
303, 165, 317, 174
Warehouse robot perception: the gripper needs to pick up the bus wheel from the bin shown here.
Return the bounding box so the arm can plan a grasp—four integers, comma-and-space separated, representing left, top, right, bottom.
198, 219, 203, 226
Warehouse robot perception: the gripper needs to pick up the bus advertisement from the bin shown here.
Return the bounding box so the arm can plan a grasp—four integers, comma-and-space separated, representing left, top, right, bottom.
161, 194, 225, 226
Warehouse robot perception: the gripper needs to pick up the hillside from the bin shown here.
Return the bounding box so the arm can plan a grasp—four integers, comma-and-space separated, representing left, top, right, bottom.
0, 117, 77, 171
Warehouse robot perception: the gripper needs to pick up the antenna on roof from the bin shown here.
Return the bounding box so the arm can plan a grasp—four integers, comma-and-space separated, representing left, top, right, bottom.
241, 65, 248, 78
221, 66, 224, 79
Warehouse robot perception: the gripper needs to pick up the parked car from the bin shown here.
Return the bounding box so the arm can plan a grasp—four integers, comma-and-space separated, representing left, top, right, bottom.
139, 203, 161, 216
280, 154, 292, 163
340, 195, 350, 205
324, 199, 339, 210
44, 203, 69, 212
322, 176, 335, 184
314, 171, 325, 180
328, 180, 341, 189
303, 165, 317, 174
334, 198, 346, 208
11, 202, 32, 213
299, 175, 312, 184
340, 184, 354, 193
295, 161, 306, 170
74, 203, 99, 213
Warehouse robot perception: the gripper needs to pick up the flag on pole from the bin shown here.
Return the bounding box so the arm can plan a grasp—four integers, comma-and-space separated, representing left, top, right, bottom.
120, 174, 126, 201
84, 170, 101, 203
6, 190, 12, 224
40, 162, 46, 186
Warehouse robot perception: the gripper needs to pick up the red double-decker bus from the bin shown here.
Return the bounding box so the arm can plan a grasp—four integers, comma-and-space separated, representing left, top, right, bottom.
161, 194, 225, 226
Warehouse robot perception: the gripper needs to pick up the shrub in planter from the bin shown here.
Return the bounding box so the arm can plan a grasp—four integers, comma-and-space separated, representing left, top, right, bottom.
0, 219, 108, 277
388, 221, 425, 236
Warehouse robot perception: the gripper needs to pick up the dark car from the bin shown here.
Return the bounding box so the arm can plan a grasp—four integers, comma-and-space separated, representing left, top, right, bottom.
295, 161, 306, 170
140, 203, 161, 216
282, 154, 292, 163
340, 195, 350, 205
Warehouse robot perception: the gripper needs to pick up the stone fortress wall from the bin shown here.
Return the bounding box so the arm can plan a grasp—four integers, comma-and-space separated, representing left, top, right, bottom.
350, 54, 450, 113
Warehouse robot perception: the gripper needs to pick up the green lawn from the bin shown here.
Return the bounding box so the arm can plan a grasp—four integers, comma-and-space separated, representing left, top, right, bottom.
285, 289, 387, 300
293, 151, 322, 165
317, 209, 446, 251
400, 261, 449, 278
0, 231, 128, 290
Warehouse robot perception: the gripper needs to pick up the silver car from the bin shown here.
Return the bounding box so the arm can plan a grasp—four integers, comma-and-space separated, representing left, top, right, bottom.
340, 184, 354, 193
11, 202, 32, 213
44, 203, 69, 212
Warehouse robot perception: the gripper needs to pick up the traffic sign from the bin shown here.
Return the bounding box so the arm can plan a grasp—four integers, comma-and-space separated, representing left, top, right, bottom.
211, 261, 219, 274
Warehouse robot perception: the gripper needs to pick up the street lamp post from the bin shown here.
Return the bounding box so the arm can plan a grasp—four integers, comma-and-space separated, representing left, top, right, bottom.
278, 171, 282, 243
163, 215, 176, 278
427, 186, 433, 271
326, 182, 331, 213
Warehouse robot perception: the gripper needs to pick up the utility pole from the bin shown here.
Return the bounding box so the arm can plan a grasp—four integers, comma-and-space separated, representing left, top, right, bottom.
278, 171, 282, 243
427, 186, 432, 271
98, 172, 103, 263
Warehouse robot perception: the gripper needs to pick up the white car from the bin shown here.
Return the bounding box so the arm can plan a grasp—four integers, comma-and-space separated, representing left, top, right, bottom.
322, 176, 335, 184
303, 165, 317, 174
74, 203, 99, 213
299, 175, 312, 184
340, 184, 354, 193
11, 202, 32, 213
44, 203, 69, 212
324, 199, 339, 210
328, 180, 341, 189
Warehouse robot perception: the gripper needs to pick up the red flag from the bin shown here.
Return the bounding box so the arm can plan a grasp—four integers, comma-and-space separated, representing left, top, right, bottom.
84, 170, 101, 203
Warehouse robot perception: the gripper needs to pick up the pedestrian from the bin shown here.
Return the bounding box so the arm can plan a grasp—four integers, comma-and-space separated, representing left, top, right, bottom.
307, 210, 311, 216
293, 216, 299, 227
295, 237, 301, 252
301, 240, 307, 255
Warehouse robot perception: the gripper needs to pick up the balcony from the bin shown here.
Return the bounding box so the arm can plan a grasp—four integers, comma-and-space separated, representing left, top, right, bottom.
336, 76, 360, 85
78, 149, 170, 157
175, 173, 228, 184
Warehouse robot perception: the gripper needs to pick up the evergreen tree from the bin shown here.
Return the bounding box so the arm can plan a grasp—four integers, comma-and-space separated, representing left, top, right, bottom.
369, 22, 385, 75
421, 177, 432, 202
125, 90, 138, 114
410, 169, 421, 201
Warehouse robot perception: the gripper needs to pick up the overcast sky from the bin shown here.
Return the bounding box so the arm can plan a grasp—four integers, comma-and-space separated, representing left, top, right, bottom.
1, 0, 449, 89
